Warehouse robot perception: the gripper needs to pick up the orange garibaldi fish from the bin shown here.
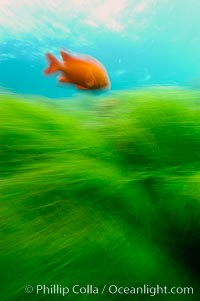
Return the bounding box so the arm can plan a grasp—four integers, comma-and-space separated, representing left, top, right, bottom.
44, 50, 110, 91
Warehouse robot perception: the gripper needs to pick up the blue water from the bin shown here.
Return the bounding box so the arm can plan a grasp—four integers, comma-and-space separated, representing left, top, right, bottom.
1, 0, 200, 98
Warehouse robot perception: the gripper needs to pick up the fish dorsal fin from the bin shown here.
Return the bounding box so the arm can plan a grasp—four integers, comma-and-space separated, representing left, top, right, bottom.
60, 50, 72, 61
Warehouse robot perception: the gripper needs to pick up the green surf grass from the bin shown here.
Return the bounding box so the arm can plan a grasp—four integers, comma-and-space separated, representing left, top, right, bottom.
1, 88, 200, 300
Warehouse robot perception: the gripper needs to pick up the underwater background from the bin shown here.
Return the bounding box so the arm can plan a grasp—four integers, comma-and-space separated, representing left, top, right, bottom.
1, 0, 200, 96
1, 1, 200, 300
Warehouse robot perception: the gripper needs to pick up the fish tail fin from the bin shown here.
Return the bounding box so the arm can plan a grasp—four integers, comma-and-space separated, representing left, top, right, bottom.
44, 53, 62, 75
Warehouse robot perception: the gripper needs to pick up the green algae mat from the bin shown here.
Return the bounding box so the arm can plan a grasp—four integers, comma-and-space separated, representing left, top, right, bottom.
1, 88, 200, 300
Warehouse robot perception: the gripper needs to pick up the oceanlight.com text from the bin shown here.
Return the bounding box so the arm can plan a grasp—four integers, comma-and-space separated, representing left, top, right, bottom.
25, 284, 194, 297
